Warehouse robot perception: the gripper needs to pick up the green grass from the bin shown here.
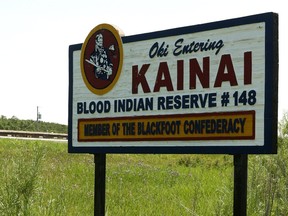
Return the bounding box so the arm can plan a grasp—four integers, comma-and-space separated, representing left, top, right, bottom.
0, 138, 288, 215
106, 154, 233, 215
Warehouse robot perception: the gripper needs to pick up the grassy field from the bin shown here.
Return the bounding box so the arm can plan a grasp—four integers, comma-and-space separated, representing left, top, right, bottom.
0, 138, 288, 215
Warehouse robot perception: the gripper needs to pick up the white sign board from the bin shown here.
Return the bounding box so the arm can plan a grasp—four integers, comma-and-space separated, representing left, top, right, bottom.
68, 13, 278, 154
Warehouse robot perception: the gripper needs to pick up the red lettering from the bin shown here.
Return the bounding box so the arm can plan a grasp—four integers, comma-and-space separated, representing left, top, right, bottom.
153, 62, 174, 92
132, 64, 151, 94
132, 52, 251, 94
189, 57, 210, 89
244, 51, 252, 85
177, 60, 184, 90
214, 54, 238, 87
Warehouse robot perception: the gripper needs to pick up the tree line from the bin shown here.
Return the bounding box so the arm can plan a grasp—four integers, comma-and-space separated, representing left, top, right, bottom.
0, 115, 67, 134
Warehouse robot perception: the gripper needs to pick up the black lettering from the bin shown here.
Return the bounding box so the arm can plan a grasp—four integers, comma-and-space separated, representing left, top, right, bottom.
182, 95, 190, 109
149, 42, 159, 58
174, 95, 182, 109
166, 96, 173, 110
84, 124, 110, 136
173, 38, 184, 56
215, 40, 224, 55
208, 93, 217, 107
173, 38, 224, 56
157, 97, 165, 110
77, 102, 83, 114
89, 101, 96, 114
190, 95, 199, 108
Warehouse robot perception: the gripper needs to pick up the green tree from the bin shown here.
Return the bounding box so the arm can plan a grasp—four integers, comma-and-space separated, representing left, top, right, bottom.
0, 116, 67, 133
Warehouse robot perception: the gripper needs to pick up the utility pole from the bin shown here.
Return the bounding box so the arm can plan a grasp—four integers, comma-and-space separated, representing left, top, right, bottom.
36, 106, 41, 131
37, 106, 39, 122
37, 106, 41, 122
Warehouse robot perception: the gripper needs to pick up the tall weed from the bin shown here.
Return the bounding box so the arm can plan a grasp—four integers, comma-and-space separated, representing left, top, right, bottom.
248, 137, 288, 216
0, 143, 44, 215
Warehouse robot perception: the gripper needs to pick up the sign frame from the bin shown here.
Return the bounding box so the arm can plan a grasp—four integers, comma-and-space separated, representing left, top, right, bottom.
68, 12, 278, 154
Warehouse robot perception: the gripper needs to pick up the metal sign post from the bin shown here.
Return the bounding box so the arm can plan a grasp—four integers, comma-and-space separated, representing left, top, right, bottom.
94, 154, 106, 216
233, 154, 248, 216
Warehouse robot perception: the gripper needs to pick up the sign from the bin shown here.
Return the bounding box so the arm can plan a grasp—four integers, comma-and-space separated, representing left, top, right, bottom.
69, 13, 278, 154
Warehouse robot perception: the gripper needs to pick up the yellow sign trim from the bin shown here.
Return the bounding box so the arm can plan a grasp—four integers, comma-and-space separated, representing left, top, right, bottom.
80, 23, 123, 95
78, 111, 255, 142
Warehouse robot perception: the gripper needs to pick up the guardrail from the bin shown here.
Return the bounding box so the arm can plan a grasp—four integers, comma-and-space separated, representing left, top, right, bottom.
0, 130, 67, 140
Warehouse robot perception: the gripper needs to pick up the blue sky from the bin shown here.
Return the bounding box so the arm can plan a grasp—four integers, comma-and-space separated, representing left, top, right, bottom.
0, 0, 286, 124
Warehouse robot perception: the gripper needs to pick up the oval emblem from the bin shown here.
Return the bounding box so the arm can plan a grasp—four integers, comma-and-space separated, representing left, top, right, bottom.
80, 24, 123, 95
